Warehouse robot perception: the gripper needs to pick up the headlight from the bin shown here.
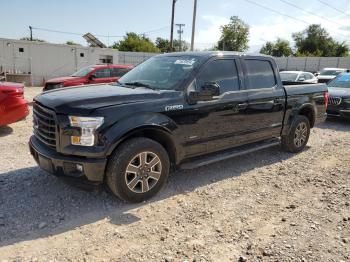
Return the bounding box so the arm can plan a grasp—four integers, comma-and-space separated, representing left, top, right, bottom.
69, 116, 104, 146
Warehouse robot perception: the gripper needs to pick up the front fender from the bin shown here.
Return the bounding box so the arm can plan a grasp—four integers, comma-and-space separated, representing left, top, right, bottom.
103, 112, 178, 155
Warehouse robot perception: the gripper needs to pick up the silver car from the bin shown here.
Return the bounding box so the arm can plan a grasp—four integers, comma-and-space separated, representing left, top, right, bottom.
280, 71, 318, 84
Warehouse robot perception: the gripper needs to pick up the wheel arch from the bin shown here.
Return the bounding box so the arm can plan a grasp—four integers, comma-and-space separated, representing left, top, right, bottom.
106, 125, 179, 167
298, 104, 316, 127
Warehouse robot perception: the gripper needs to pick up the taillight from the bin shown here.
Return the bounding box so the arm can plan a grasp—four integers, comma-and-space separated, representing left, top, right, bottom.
324, 91, 329, 109
3, 88, 24, 98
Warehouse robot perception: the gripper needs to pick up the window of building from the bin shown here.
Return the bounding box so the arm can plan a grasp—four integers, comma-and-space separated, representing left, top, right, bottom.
244, 59, 276, 89
99, 55, 113, 64
19, 47, 24, 53
197, 59, 240, 94
80, 53, 84, 57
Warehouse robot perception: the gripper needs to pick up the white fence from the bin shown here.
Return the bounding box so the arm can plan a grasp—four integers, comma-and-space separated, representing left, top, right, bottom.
274, 57, 350, 72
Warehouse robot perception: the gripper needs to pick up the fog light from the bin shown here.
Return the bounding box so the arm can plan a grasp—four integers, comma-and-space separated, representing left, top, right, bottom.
76, 164, 83, 172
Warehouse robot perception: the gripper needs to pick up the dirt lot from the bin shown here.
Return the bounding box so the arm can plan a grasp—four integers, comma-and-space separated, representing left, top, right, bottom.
0, 87, 349, 261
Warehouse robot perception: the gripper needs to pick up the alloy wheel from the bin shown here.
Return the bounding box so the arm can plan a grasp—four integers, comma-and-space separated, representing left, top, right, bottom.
124, 151, 162, 193
294, 122, 308, 148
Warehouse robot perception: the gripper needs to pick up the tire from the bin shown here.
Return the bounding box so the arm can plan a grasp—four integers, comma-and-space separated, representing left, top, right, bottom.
281, 115, 310, 153
106, 137, 170, 203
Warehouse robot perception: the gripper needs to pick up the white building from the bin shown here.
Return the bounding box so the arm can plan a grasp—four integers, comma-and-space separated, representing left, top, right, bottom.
0, 38, 154, 86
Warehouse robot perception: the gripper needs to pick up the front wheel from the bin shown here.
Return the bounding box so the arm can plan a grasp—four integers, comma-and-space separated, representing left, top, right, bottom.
106, 137, 170, 202
281, 115, 310, 153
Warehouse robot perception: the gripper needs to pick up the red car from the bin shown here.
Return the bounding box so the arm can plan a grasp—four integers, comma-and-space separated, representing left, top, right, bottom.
43, 64, 133, 91
0, 82, 29, 126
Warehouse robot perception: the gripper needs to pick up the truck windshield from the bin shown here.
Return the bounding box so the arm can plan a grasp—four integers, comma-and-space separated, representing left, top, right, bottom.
118, 55, 200, 90
328, 74, 350, 88
71, 66, 94, 77
280, 72, 298, 81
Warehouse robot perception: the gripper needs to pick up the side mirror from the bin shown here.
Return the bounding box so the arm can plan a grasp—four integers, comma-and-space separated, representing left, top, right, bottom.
314, 73, 319, 76
188, 82, 220, 103
88, 74, 96, 81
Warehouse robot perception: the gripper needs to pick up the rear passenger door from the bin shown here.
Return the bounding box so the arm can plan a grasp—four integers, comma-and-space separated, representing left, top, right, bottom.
242, 58, 285, 142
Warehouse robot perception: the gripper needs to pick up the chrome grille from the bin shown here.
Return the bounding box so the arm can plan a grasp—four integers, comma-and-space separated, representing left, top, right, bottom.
33, 103, 57, 148
328, 97, 342, 106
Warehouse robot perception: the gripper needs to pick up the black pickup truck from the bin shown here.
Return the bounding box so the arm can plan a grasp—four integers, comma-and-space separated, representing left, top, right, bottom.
30, 52, 328, 202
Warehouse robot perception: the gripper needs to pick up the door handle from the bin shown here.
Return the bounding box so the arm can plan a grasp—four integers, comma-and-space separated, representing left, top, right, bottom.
273, 98, 283, 104
236, 103, 248, 110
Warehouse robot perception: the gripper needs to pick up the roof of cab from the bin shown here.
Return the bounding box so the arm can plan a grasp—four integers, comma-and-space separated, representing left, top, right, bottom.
159, 51, 273, 59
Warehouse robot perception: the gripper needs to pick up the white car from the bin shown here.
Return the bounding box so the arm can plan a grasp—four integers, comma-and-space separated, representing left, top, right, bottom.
280, 71, 318, 84
316, 68, 348, 83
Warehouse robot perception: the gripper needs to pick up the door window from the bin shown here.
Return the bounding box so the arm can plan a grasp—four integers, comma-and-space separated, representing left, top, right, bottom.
110, 68, 131, 77
244, 59, 276, 89
94, 68, 110, 78
197, 59, 240, 94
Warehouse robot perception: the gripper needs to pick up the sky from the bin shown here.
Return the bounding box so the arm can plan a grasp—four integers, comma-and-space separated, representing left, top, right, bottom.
1, 0, 350, 52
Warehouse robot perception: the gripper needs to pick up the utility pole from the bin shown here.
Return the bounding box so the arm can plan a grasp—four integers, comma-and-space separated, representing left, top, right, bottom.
176, 24, 185, 51
29, 26, 33, 41
190, 0, 197, 51
169, 0, 177, 52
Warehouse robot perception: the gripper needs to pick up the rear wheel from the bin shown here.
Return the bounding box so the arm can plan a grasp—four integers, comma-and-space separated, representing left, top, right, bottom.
106, 137, 170, 202
281, 115, 310, 153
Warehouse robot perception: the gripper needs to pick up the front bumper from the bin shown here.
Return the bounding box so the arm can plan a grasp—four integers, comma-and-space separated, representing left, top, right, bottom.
29, 136, 106, 182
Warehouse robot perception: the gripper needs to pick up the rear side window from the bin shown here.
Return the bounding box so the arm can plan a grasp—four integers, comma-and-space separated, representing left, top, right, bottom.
94, 68, 110, 78
197, 59, 240, 94
244, 59, 276, 89
110, 68, 130, 77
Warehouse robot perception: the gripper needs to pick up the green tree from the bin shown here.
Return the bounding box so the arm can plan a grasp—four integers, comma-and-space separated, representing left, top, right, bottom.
20, 37, 45, 42
217, 16, 249, 52
155, 37, 190, 52
155, 37, 170, 52
112, 32, 159, 53
260, 38, 293, 57
292, 24, 349, 57
65, 41, 81, 46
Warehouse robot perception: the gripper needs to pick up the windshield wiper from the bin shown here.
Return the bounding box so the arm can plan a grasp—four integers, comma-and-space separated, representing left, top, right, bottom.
123, 81, 155, 89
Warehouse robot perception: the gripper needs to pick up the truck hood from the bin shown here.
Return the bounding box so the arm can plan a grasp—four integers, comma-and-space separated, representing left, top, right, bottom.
328, 87, 350, 97
46, 76, 84, 84
35, 84, 177, 114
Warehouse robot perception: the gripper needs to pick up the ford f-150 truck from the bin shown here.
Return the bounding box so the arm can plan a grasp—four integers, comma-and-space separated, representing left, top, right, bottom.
29, 52, 328, 202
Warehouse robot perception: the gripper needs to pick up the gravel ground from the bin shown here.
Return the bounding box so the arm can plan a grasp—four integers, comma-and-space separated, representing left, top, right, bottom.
0, 87, 349, 261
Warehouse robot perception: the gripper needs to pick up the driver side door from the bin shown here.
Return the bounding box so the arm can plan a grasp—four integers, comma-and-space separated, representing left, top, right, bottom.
178, 58, 250, 157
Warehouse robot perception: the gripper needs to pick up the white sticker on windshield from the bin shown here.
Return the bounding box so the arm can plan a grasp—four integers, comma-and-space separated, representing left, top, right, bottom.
174, 59, 196, 66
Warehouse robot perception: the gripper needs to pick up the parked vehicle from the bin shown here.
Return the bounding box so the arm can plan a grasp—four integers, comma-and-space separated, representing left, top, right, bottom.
30, 52, 328, 202
43, 64, 133, 91
0, 81, 29, 126
280, 71, 317, 84
317, 68, 348, 83
326, 73, 350, 118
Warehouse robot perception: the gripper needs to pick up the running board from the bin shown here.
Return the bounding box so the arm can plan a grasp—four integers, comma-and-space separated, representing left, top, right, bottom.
180, 138, 280, 170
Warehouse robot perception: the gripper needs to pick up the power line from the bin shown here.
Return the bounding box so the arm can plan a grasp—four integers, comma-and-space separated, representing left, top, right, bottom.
278, 0, 343, 27
31, 26, 170, 39
31, 26, 124, 38
316, 0, 350, 18
242, 0, 310, 25
242, 0, 349, 39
